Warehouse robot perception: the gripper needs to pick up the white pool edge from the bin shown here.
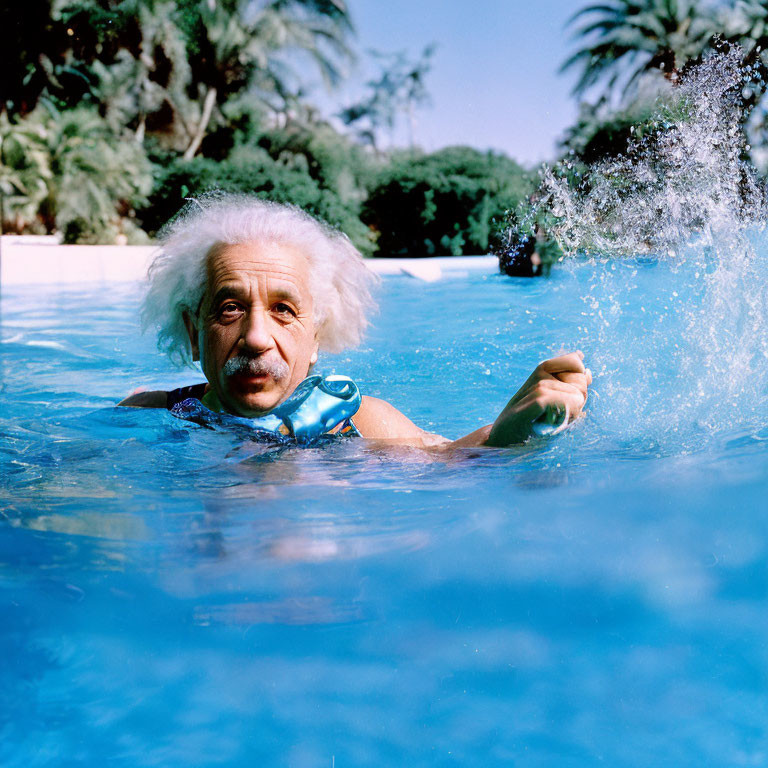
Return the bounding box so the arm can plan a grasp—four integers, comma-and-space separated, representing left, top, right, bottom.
0, 239, 499, 288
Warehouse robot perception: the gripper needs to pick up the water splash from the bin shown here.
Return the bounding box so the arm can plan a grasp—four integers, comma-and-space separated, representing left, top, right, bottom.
531, 49, 768, 449
544, 48, 765, 256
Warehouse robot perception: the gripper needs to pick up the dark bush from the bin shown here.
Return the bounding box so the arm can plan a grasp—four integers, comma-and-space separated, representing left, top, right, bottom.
252, 124, 379, 207
138, 152, 375, 255
362, 146, 535, 257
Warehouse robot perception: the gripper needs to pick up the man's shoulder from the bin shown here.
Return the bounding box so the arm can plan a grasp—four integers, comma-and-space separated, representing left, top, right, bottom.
119, 382, 209, 409
118, 390, 168, 408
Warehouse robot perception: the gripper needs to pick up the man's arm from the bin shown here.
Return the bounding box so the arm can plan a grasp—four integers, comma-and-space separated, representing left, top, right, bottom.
119, 383, 209, 408
353, 396, 451, 447
354, 351, 591, 448
118, 390, 168, 408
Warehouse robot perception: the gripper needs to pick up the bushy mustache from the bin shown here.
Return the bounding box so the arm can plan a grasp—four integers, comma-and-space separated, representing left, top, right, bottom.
222, 355, 289, 380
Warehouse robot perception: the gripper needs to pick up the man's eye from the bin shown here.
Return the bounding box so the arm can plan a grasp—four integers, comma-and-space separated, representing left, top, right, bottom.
217, 302, 242, 318
273, 302, 296, 317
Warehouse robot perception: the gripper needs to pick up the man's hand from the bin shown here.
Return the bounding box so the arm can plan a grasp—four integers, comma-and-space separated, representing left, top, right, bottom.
485, 351, 592, 446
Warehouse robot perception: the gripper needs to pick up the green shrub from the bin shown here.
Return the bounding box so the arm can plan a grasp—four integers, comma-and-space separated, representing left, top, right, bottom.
0, 105, 152, 241
139, 151, 375, 255
251, 123, 380, 207
362, 146, 535, 257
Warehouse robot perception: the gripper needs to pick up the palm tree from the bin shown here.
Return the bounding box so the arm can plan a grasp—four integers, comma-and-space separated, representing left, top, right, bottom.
0, 0, 93, 116
0, 112, 50, 232
0, 105, 153, 239
41, 105, 153, 239
83, 0, 192, 143
339, 45, 435, 151
722, 0, 768, 110
178, 0, 355, 158
19, 0, 354, 157
561, 0, 717, 103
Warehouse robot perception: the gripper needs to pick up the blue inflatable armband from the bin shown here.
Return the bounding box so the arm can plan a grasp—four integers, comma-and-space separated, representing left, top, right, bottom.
250, 374, 361, 442
171, 374, 361, 445
531, 404, 570, 437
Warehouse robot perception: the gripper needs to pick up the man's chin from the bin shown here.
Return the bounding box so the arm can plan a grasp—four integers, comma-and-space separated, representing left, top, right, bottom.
223, 378, 284, 416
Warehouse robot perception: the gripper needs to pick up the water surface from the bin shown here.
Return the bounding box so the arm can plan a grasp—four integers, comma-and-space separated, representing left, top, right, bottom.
1, 262, 767, 767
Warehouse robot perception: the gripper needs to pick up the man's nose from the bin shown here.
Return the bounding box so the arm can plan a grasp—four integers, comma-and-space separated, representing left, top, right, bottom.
240, 308, 274, 353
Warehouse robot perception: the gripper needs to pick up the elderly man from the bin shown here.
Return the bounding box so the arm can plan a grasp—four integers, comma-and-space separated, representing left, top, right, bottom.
121, 196, 591, 446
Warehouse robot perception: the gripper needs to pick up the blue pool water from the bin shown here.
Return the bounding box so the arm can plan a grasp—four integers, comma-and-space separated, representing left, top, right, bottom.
1, 253, 767, 767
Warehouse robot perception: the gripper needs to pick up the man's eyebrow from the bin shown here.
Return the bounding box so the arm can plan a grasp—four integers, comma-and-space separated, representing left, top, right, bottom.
208, 285, 246, 309
270, 286, 303, 304
204, 284, 305, 311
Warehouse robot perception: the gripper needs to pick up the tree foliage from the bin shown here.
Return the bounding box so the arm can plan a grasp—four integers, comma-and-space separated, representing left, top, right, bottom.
339, 45, 435, 150
40, 0, 355, 155
1, 1, 533, 256
362, 147, 534, 257
559, 0, 768, 170
0, 0, 371, 244
1, 105, 152, 240
139, 151, 376, 255
561, 0, 718, 102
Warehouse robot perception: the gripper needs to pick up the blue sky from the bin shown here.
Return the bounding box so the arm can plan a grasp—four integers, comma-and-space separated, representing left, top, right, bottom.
315, 0, 585, 166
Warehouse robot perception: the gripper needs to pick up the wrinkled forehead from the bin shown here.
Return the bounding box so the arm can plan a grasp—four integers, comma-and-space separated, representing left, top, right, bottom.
203, 239, 314, 299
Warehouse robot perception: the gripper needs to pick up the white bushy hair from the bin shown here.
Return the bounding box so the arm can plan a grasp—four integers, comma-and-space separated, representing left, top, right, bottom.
142, 194, 378, 366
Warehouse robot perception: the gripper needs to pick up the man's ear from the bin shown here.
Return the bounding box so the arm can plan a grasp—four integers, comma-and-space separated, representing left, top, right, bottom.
182, 311, 200, 362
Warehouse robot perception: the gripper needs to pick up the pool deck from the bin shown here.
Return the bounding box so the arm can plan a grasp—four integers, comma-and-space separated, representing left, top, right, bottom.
0, 237, 498, 288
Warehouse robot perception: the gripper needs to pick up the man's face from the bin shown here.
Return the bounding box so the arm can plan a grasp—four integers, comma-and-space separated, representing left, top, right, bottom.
188, 240, 319, 417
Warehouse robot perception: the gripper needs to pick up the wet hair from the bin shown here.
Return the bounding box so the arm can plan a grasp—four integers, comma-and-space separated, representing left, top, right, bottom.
142, 194, 378, 366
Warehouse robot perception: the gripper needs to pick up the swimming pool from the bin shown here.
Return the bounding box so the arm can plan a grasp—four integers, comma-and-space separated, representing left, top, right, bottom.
1, 249, 767, 766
